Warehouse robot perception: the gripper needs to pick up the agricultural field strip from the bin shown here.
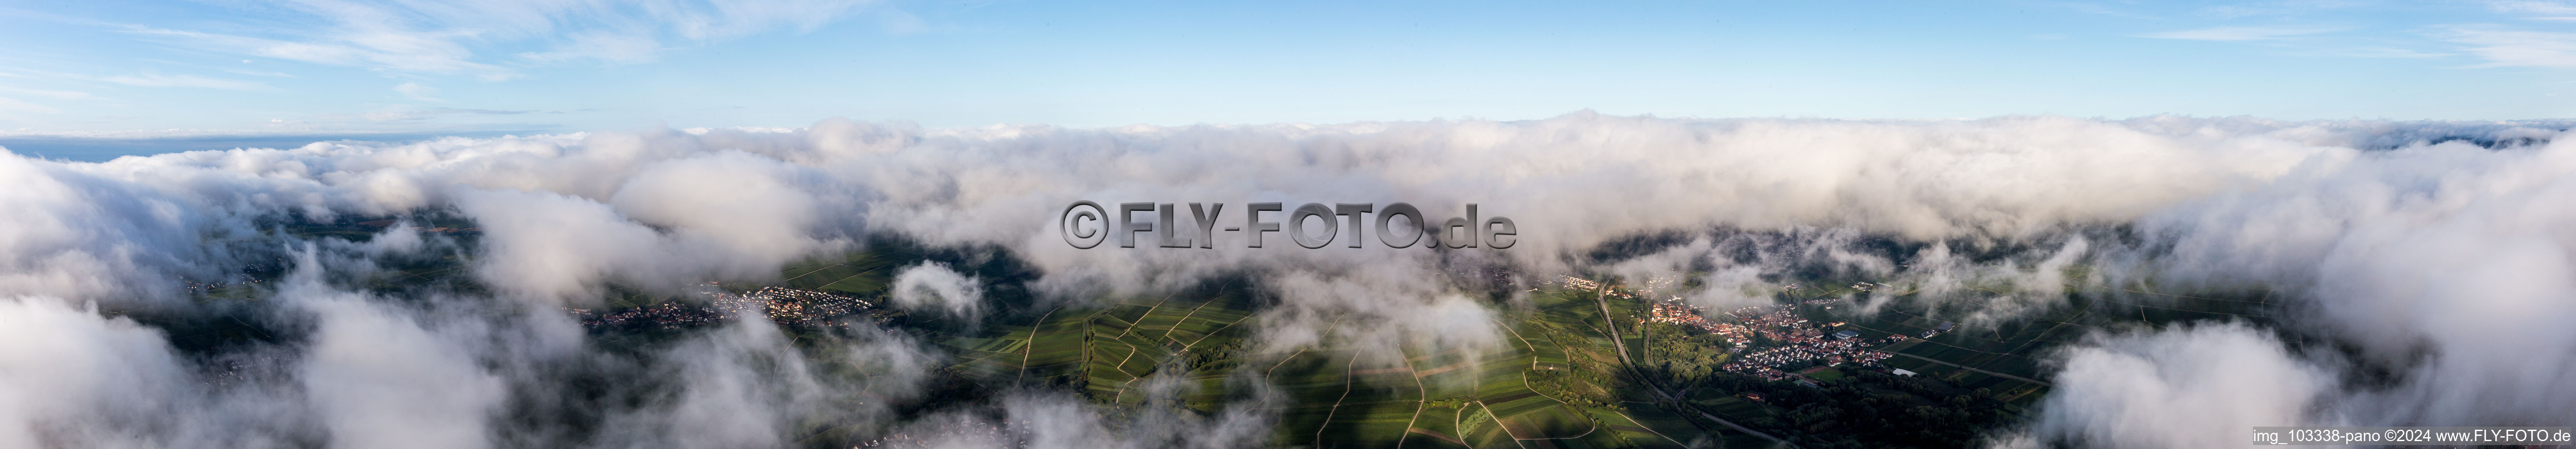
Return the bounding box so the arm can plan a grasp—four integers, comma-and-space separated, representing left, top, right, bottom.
1105, 340, 1146, 379
1400, 353, 1430, 449
1012, 307, 1058, 383
1994, 320, 2081, 358
1265, 348, 1309, 376
1112, 292, 1179, 339
1637, 384, 1802, 449
2086, 293, 2278, 320
1114, 299, 1222, 389
1510, 368, 1598, 442
1935, 298, 2224, 349
1405, 428, 1469, 447
1600, 403, 1690, 447
1472, 403, 1534, 449
774, 262, 842, 283
1444, 335, 1526, 447
2016, 310, 2157, 341
1572, 322, 1624, 357
1851, 311, 2091, 385
941, 339, 1015, 367
812, 266, 888, 292
1861, 327, 2051, 381
1313, 356, 1359, 445
777, 252, 892, 285
1454, 405, 1487, 448
1104, 299, 1174, 379
1492, 317, 1542, 370
946, 327, 1043, 365
1863, 310, 2053, 366
2085, 280, 2300, 310
1259, 314, 1359, 385
2025, 298, 2256, 342
1181, 312, 1248, 351
1153, 300, 1212, 343
1082, 322, 1134, 377
1692, 409, 1801, 449
1886, 353, 2051, 386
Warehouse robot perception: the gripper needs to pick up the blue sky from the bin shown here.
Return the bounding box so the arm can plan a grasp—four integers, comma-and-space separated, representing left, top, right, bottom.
4, 0, 2576, 142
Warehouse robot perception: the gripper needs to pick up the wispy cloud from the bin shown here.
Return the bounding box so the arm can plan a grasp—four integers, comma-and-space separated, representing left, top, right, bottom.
2196, 0, 2372, 19
221, 68, 297, 78
2328, 47, 2455, 58
0, 86, 96, 101
395, 82, 442, 102
0, 96, 63, 116
2488, 0, 2576, 15
327, 106, 551, 122
2053, 2, 2161, 20
111, 0, 887, 78
2486, 1, 2576, 21
101, 73, 281, 92
123, 26, 513, 81
2138, 26, 2352, 41
2434, 25, 2576, 68
514, 32, 664, 65
423, 107, 541, 115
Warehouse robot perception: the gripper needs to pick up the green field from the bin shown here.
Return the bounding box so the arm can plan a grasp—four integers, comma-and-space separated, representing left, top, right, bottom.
896, 283, 1727, 449
274, 229, 2281, 449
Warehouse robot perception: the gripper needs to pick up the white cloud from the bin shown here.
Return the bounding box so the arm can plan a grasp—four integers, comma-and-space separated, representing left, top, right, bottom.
889, 262, 985, 319
0, 87, 96, 101
295, 286, 506, 449
2014, 324, 2339, 448
101, 73, 282, 92
2488, 0, 2576, 15
2328, 46, 2453, 58
2137, 25, 2350, 41
0, 298, 195, 449
2435, 25, 2576, 68
117, 0, 886, 78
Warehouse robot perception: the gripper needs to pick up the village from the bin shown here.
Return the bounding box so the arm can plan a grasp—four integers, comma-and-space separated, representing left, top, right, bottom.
1647, 299, 1898, 382
573, 283, 875, 328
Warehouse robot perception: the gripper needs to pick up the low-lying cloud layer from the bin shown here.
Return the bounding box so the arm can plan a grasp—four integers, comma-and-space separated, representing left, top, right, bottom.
0, 112, 2569, 448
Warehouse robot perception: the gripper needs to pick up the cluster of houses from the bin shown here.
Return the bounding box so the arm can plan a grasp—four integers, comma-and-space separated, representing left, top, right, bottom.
1646, 300, 1718, 328
855, 419, 1032, 448
574, 285, 873, 328
1719, 331, 1895, 381
1700, 306, 1896, 381
731, 286, 873, 324
1627, 278, 1962, 383
353, 219, 480, 234
1555, 275, 1644, 300
574, 301, 724, 328
181, 276, 263, 294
